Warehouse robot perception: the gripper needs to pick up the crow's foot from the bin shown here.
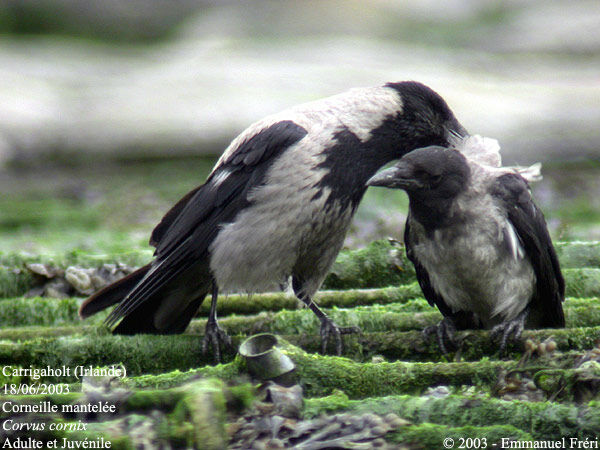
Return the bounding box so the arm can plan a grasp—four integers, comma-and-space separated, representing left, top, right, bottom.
423, 317, 458, 355
202, 320, 232, 363
319, 316, 361, 356
490, 310, 528, 355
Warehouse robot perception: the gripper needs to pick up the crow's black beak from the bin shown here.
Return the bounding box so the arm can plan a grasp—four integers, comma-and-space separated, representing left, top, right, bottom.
367, 163, 423, 190
447, 121, 469, 146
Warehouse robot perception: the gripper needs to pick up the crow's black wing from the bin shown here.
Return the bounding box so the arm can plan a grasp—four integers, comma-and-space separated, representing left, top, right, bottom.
151, 120, 308, 255
490, 173, 565, 328
105, 120, 308, 329
404, 217, 453, 317
149, 184, 203, 248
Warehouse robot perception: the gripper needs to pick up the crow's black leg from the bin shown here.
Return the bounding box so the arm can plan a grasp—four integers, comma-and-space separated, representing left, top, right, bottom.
298, 293, 360, 355
491, 306, 529, 355
201, 281, 231, 362
423, 317, 458, 354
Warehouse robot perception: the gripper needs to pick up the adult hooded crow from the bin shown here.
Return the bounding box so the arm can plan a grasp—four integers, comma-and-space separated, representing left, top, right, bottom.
79, 81, 469, 360
367, 146, 565, 354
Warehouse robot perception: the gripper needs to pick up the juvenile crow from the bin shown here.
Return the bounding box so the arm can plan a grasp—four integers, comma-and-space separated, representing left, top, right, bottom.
367, 146, 565, 354
80, 81, 468, 359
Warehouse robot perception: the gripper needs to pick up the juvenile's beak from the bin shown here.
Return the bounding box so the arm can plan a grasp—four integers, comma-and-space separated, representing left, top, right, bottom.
367, 163, 422, 190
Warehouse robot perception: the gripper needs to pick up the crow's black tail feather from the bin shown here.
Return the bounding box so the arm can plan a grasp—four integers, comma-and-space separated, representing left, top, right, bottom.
79, 264, 151, 319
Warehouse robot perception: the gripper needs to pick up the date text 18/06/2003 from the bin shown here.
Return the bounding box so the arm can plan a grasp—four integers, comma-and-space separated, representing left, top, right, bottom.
2, 437, 111, 449
2, 365, 125, 380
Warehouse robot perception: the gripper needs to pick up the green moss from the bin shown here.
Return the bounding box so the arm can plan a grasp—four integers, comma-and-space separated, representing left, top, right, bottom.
123, 369, 199, 390
226, 382, 256, 413
0, 197, 101, 232
0, 285, 425, 328
2, 241, 600, 301
277, 340, 507, 398
0, 325, 94, 341
564, 268, 600, 298
123, 357, 245, 390
306, 394, 599, 439
0, 297, 92, 327
282, 326, 600, 362
188, 306, 440, 337
302, 389, 351, 417
180, 379, 227, 449
566, 297, 600, 308
0, 334, 213, 382
159, 414, 195, 448
122, 389, 185, 412
0, 265, 34, 298
195, 303, 600, 336
324, 240, 416, 289
564, 305, 600, 327
3, 295, 600, 334
3, 326, 599, 382
555, 241, 600, 268
390, 423, 532, 448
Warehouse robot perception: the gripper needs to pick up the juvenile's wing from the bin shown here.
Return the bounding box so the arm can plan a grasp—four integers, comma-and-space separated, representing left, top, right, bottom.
404, 217, 454, 317
104, 120, 308, 330
490, 173, 565, 328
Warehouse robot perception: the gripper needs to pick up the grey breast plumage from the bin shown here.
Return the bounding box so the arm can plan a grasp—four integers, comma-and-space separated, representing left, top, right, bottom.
367, 146, 564, 332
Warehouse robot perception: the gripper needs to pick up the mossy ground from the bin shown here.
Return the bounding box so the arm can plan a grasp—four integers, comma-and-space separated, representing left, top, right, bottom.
2, 246, 599, 448
1, 158, 600, 448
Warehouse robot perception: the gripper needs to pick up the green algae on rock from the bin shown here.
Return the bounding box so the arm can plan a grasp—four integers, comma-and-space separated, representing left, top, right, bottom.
1, 239, 600, 447
306, 394, 600, 439
3, 327, 600, 382
2, 378, 255, 450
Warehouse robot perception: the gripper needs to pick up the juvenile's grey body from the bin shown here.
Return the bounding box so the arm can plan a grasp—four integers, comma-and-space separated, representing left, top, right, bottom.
79, 81, 469, 358
408, 163, 535, 327
367, 146, 564, 352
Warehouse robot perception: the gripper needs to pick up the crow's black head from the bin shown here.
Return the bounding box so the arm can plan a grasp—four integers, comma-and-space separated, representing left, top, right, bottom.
384, 81, 468, 154
313, 81, 468, 215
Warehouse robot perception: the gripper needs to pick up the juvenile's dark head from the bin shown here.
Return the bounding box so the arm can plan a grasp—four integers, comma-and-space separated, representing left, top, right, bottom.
368, 146, 470, 196
367, 146, 471, 230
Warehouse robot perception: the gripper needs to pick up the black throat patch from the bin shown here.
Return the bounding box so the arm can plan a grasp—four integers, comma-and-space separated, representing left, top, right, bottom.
312, 126, 397, 214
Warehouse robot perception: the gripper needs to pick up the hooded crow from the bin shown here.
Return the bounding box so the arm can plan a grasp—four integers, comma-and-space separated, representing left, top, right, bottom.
79, 81, 468, 360
367, 146, 565, 354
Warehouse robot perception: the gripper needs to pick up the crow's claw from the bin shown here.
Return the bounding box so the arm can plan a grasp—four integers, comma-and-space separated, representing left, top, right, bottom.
319, 317, 361, 355
202, 320, 232, 363
339, 325, 362, 335
490, 307, 529, 356
423, 317, 458, 354
491, 316, 525, 356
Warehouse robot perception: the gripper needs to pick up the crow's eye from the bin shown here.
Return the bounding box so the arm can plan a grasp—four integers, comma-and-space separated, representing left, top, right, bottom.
430, 174, 442, 184
413, 169, 427, 179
